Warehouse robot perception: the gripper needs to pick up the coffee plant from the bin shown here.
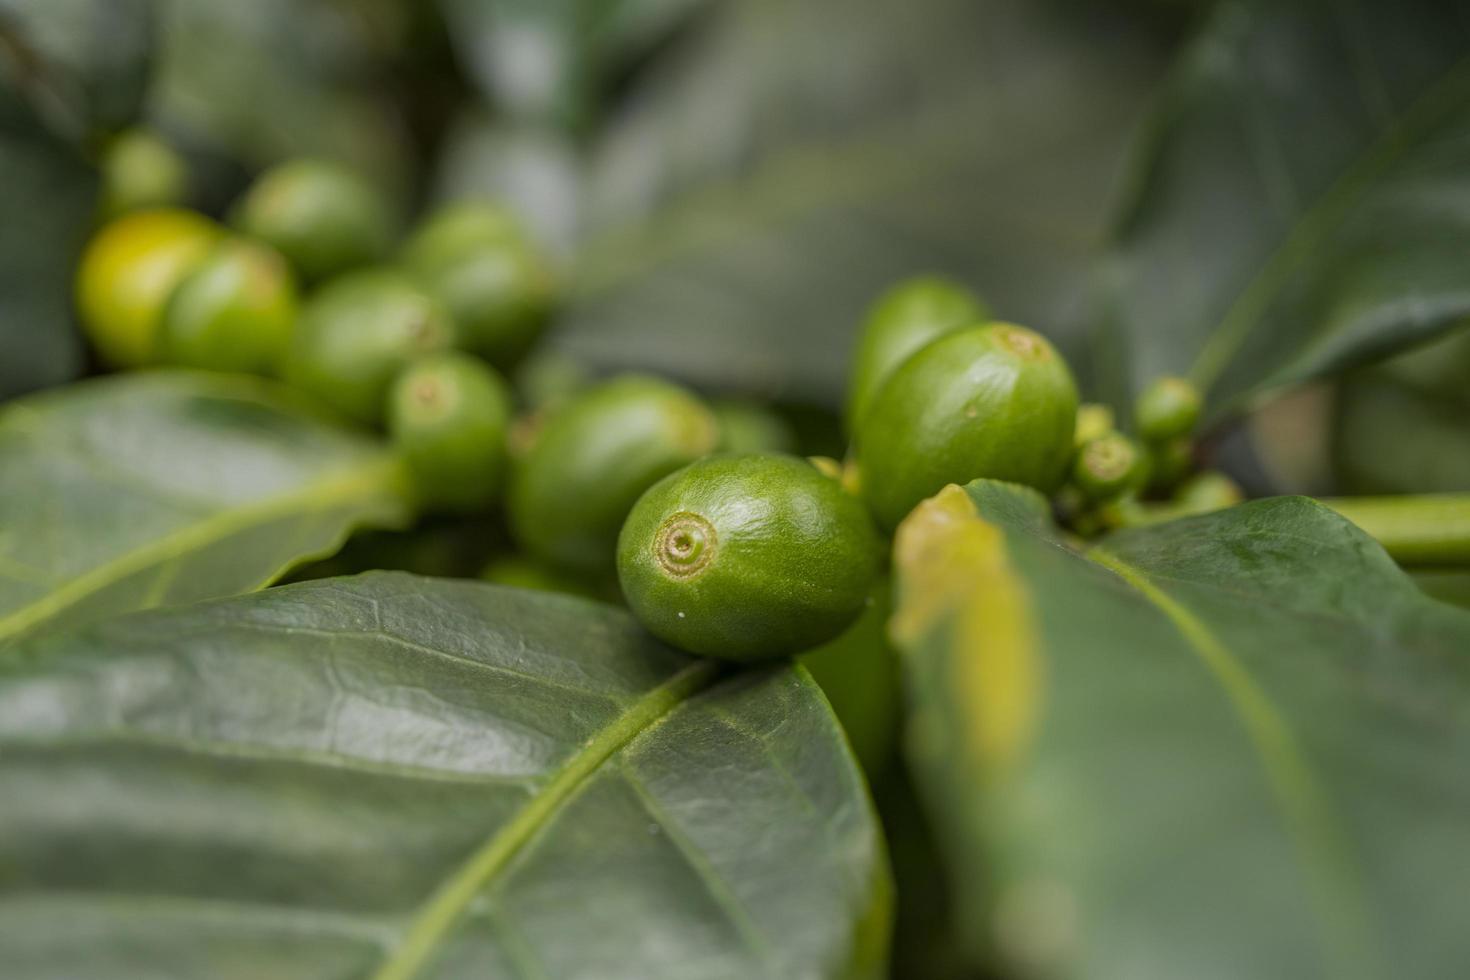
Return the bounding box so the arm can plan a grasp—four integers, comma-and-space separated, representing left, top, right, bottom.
1, 1, 1468, 978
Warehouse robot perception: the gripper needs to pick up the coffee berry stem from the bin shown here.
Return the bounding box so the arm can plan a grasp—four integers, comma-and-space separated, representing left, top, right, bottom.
1319, 494, 1470, 567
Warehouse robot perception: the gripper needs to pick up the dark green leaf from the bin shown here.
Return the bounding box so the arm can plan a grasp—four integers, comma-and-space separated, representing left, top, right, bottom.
556, 0, 1167, 404
0, 0, 153, 400
1103, 0, 1470, 417
1333, 371, 1470, 494
0, 0, 153, 140
0, 124, 93, 401
0, 372, 411, 646
892, 479, 1470, 978
152, 0, 413, 189
1331, 330, 1470, 494
0, 573, 890, 979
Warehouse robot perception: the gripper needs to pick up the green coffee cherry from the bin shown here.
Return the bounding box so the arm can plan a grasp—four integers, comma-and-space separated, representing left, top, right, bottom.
284, 269, 456, 425
712, 399, 797, 454
1135, 376, 1203, 443
515, 349, 591, 412
508, 376, 719, 575
618, 454, 882, 661
855, 322, 1078, 530
1074, 403, 1116, 446
1147, 436, 1194, 494
232, 159, 393, 283
1173, 471, 1244, 514
800, 577, 898, 774
159, 237, 298, 375
402, 201, 523, 267
845, 276, 987, 430
1097, 494, 1152, 531
1072, 432, 1145, 502
403, 202, 555, 368
388, 353, 513, 514
99, 129, 189, 220
1099, 471, 1244, 530
75, 208, 221, 368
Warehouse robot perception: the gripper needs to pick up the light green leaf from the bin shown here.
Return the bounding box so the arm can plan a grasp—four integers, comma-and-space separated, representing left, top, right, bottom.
893, 479, 1470, 979
0, 573, 890, 979
556, 0, 1166, 405
1103, 0, 1470, 417
0, 371, 411, 646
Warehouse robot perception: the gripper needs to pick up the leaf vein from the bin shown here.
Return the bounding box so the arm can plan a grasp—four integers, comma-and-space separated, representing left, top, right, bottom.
367, 660, 722, 980
1089, 546, 1379, 980
0, 458, 403, 646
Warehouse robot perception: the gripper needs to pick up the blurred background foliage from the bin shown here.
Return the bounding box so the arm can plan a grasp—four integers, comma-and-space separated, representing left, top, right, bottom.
13, 0, 1466, 507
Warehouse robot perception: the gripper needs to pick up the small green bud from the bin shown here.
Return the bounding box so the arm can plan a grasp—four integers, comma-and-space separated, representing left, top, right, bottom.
1074, 403, 1116, 446
1072, 432, 1145, 502
1135, 376, 1203, 443
1173, 471, 1244, 515
1147, 436, 1194, 494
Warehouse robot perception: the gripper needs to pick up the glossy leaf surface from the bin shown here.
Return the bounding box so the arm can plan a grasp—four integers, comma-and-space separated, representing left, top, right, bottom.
1104, 0, 1470, 416
0, 573, 889, 979
893, 480, 1470, 979
0, 372, 410, 645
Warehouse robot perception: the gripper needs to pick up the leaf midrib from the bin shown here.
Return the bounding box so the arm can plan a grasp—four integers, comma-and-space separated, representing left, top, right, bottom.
1088, 545, 1378, 980
0, 457, 405, 646
369, 659, 723, 980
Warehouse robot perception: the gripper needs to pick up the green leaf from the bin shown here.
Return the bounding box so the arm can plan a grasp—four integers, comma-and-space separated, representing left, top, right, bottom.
0, 123, 93, 401
892, 480, 1470, 978
556, 0, 1167, 405
438, 0, 714, 132
0, 0, 153, 140
1103, 0, 1470, 417
0, 372, 411, 646
0, 0, 153, 400
0, 573, 890, 979
1333, 370, 1470, 494
152, 0, 413, 189
1331, 330, 1470, 494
